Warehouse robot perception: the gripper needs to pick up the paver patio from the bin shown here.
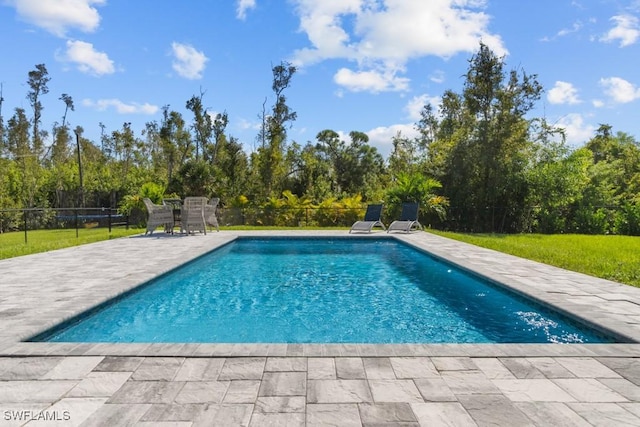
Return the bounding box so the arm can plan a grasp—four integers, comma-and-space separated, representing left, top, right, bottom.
0, 230, 639, 426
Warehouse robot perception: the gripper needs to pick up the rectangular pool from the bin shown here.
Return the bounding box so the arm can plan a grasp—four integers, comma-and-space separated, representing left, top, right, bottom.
31, 237, 616, 344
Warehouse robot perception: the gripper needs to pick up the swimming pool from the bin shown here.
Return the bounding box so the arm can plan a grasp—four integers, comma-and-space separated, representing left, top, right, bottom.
33, 237, 615, 344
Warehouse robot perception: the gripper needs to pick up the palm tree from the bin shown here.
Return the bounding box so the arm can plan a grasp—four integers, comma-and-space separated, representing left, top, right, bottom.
385, 172, 449, 222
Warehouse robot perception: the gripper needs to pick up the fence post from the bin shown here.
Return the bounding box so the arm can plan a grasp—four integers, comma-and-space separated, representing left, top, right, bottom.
107, 208, 112, 234
23, 209, 28, 244
75, 209, 79, 238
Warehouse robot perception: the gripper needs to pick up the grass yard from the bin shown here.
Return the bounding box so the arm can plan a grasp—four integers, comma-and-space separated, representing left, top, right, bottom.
0, 228, 142, 260
428, 230, 640, 288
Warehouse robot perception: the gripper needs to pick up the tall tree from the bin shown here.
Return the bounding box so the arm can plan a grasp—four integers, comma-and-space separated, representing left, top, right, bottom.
415, 103, 437, 153
110, 122, 136, 184
388, 132, 418, 178
0, 83, 5, 156
210, 111, 229, 165
285, 142, 333, 202
160, 106, 192, 183
315, 129, 385, 198
60, 93, 74, 128
268, 62, 297, 143
216, 136, 249, 201
26, 64, 50, 158
575, 125, 640, 234
430, 42, 542, 232
527, 120, 590, 233
254, 61, 297, 199
422, 90, 465, 179
6, 109, 29, 160
186, 90, 213, 162
315, 129, 343, 194
51, 94, 75, 165
7, 108, 39, 207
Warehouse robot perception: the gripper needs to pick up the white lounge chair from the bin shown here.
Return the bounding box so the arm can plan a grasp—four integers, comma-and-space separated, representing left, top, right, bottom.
204, 197, 220, 232
143, 198, 174, 235
181, 196, 208, 235
387, 202, 422, 233
349, 204, 386, 233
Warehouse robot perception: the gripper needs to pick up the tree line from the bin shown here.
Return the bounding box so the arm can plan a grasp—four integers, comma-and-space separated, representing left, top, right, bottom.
0, 44, 638, 234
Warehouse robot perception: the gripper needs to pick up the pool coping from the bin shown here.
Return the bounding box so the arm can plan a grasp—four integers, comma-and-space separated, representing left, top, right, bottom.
1, 230, 639, 358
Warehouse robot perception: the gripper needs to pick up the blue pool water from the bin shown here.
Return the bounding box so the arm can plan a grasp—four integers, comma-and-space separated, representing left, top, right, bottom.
36, 237, 613, 344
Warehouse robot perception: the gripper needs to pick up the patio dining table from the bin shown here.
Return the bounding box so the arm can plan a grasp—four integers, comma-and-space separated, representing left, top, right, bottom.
162, 198, 183, 231
162, 197, 218, 234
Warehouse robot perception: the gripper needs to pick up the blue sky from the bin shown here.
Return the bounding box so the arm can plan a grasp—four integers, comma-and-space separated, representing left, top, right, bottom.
1, 0, 639, 159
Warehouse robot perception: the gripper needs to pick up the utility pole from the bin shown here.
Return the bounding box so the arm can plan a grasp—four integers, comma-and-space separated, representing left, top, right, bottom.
74, 129, 84, 208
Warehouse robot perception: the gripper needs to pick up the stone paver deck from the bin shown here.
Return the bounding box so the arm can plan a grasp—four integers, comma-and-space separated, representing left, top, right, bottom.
0, 230, 639, 426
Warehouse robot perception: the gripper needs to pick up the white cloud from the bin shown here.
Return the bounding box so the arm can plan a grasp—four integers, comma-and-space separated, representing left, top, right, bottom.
570, 1, 585, 10
236, 0, 256, 20
171, 42, 208, 80
556, 113, 596, 145
405, 94, 441, 121
429, 70, 446, 84
58, 40, 114, 76
592, 99, 605, 108
557, 21, 583, 37
237, 118, 261, 131
366, 123, 419, 158
547, 81, 581, 105
290, 1, 506, 93
82, 98, 159, 115
333, 67, 409, 92
599, 76, 640, 103
600, 14, 640, 47
541, 20, 584, 42
7, 0, 104, 37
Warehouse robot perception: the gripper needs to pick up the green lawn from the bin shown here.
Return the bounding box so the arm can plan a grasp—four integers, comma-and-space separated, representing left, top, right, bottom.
428, 230, 640, 288
0, 228, 142, 260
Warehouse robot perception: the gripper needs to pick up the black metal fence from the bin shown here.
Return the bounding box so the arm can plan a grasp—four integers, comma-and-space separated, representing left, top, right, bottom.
0, 207, 128, 243
0, 205, 373, 239
4, 203, 637, 238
